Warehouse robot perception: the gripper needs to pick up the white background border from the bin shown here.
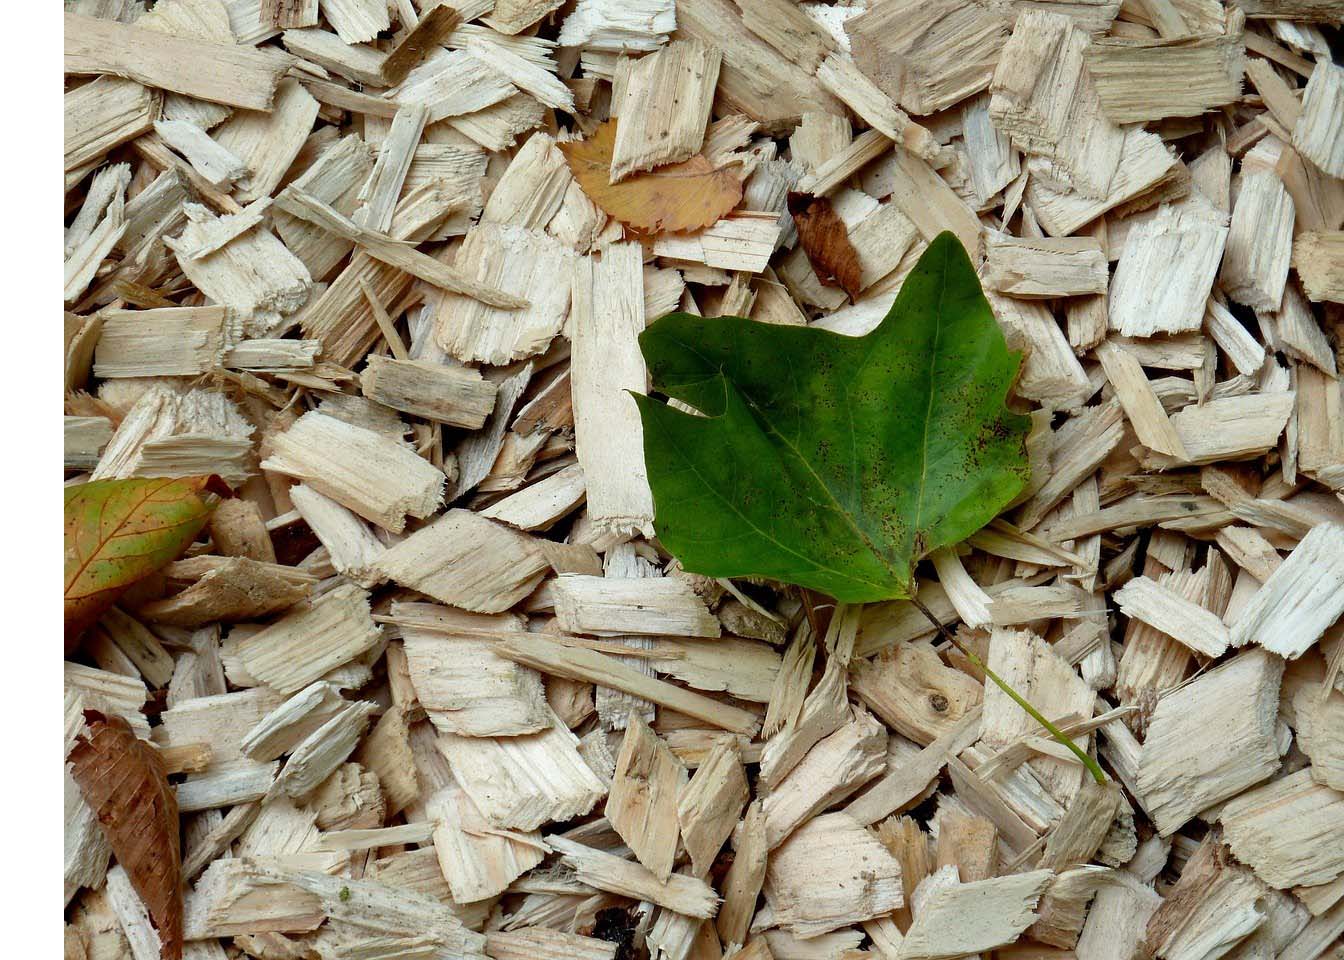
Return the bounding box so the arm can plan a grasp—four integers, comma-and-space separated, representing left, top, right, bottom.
25, 4, 69, 939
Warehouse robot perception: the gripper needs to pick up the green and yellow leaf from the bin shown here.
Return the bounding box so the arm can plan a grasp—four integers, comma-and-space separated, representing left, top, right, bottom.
64, 476, 225, 645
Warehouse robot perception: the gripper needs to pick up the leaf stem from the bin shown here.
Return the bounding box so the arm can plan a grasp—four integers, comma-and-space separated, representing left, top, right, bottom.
909, 596, 1107, 785
799, 588, 821, 638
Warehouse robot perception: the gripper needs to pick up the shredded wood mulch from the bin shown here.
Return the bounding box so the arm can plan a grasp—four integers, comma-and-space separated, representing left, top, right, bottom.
64, 1, 1344, 959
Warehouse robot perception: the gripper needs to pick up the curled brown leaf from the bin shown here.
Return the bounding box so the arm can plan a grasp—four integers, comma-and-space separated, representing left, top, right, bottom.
68, 711, 182, 960
788, 192, 862, 301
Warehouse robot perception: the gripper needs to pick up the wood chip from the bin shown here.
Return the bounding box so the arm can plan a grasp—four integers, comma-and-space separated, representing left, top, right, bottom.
850, 642, 982, 746
898, 870, 1054, 960
1085, 29, 1245, 124
360, 356, 497, 429
376, 510, 550, 613
438, 713, 607, 830
1109, 201, 1228, 336
989, 10, 1123, 201
762, 705, 886, 848
1112, 575, 1231, 658
569, 241, 655, 539
553, 573, 719, 638
764, 813, 905, 938
1095, 341, 1188, 460
1292, 231, 1344, 304
1292, 61, 1344, 179
735, 0, 835, 75
1150, 391, 1295, 468
549, 836, 720, 917
983, 233, 1107, 298
234, 582, 383, 694
608, 712, 688, 880
260, 411, 444, 532
1219, 768, 1344, 889
66, 78, 161, 174
431, 787, 546, 903
674, 0, 841, 131
1142, 832, 1276, 960
610, 40, 720, 182
1136, 648, 1284, 836
495, 632, 760, 735
435, 223, 575, 365
1228, 521, 1344, 659
846, 0, 1007, 117
65, 12, 294, 111
678, 740, 749, 877
1221, 169, 1295, 313
398, 609, 550, 736
1294, 683, 1344, 791
381, 5, 463, 85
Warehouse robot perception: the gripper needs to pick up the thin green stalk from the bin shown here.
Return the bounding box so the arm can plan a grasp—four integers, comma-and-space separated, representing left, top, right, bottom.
910, 596, 1107, 785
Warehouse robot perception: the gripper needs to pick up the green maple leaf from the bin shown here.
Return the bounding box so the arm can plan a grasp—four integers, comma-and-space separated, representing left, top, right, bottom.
633, 231, 1031, 604
635, 231, 1105, 784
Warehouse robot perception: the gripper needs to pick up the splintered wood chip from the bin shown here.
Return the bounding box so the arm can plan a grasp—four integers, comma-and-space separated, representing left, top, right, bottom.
68, 711, 183, 960
788, 192, 862, 300
560, 120, 743, 234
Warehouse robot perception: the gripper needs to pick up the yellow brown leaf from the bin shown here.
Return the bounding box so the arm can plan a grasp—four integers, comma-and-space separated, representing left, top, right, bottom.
65, 476, 225, 648
559, 120, 743, 235
68, 711, 183, 960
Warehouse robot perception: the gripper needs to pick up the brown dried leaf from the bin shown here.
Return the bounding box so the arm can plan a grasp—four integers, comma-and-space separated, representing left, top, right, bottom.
788, 192, 862, 300
560, 120, 743, 235
68, 711, 183, 960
